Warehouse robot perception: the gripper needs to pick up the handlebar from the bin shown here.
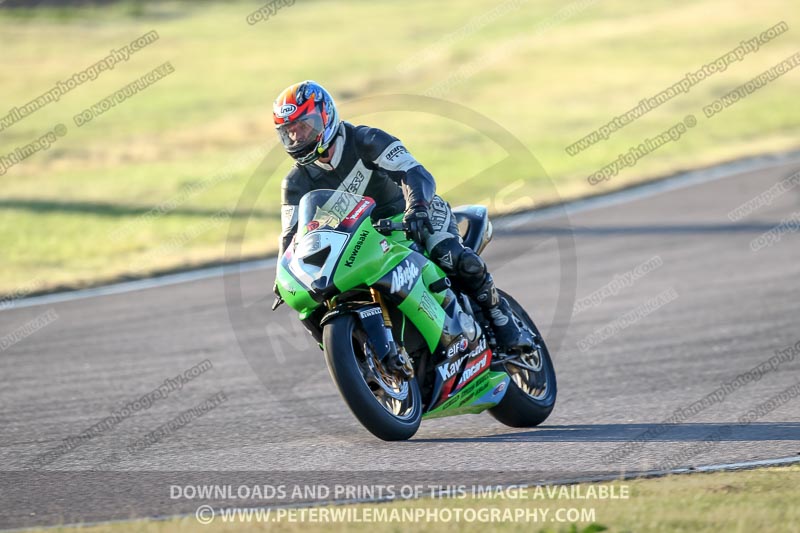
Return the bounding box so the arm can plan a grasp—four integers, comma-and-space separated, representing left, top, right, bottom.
373, 219, 406, 235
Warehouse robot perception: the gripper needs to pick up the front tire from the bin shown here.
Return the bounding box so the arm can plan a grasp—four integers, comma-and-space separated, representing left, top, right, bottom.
488, 290, 557, 427
323, 314, 422, 441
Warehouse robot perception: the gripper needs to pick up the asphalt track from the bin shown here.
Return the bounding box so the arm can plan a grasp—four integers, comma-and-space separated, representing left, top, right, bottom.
2, 154, 800, 528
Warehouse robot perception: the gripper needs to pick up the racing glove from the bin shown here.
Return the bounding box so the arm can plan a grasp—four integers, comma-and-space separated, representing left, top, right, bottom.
403, 201, 434, 246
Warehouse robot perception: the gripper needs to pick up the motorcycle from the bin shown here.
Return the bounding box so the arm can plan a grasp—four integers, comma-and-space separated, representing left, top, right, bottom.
273, 189, 556, 440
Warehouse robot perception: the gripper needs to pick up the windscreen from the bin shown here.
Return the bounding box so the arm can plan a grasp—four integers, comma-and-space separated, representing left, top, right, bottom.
296, 189, 364, 236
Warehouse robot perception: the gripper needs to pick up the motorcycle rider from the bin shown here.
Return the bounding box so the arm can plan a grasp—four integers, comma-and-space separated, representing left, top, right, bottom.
272, 80, 532, 351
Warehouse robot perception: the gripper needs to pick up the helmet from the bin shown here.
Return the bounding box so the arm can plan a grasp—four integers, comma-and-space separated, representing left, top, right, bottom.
273, 81, 340, 165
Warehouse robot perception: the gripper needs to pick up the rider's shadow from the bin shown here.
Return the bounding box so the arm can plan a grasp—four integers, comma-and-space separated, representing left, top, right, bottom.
412, 422, 800, 443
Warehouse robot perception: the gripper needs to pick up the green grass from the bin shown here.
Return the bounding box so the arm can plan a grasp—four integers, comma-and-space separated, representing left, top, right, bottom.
26, 466, 800, 532
1, 0, 799, 294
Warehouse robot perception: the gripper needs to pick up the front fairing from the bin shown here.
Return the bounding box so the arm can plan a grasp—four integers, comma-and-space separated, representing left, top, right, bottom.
276, 191, 379, 314
284, 228, 351, 301
276, 189, 456, 355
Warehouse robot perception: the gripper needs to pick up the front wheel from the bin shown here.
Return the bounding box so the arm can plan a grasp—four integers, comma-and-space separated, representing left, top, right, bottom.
488, 290, 557, 427
322, 314, 422, 441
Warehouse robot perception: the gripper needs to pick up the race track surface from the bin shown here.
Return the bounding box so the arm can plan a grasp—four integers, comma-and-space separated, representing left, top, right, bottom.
2, 155, 800, 528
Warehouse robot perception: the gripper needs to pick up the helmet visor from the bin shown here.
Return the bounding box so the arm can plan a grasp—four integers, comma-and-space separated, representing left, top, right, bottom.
276, 113, 324, 155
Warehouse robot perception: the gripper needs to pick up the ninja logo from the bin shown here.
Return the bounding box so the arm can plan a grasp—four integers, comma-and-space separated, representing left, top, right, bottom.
390, 260, 421, 293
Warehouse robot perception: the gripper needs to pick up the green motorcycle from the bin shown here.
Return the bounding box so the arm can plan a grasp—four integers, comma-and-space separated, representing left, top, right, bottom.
274, 189, 556, 441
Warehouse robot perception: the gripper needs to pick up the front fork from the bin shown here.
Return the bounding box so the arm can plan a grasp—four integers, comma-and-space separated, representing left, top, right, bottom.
371, 288, 414, 379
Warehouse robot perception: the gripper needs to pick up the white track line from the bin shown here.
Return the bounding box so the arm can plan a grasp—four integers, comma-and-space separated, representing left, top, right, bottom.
1, 259, 276, 311
497, 149, 800, 228
5, 150, 800, 312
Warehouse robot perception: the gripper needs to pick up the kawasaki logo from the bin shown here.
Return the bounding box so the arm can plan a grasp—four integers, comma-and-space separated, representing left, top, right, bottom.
344, 230, 369, 267
390, 260, 420, 294
437, 337, 487, 381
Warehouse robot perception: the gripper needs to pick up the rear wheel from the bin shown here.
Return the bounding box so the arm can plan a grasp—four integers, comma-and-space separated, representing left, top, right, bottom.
488, 290, 557, 427
322, 314, 422, 440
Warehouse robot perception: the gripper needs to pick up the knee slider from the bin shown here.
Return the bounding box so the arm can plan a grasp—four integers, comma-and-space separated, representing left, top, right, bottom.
457, 249, 487, 280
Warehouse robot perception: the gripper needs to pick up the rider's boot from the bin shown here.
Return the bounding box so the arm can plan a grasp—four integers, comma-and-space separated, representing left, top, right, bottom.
472, 274, 534, 351
430, 238, 534, 351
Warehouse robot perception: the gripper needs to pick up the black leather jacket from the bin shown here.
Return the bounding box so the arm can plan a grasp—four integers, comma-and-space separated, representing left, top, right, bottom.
278, 121, 436, 256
